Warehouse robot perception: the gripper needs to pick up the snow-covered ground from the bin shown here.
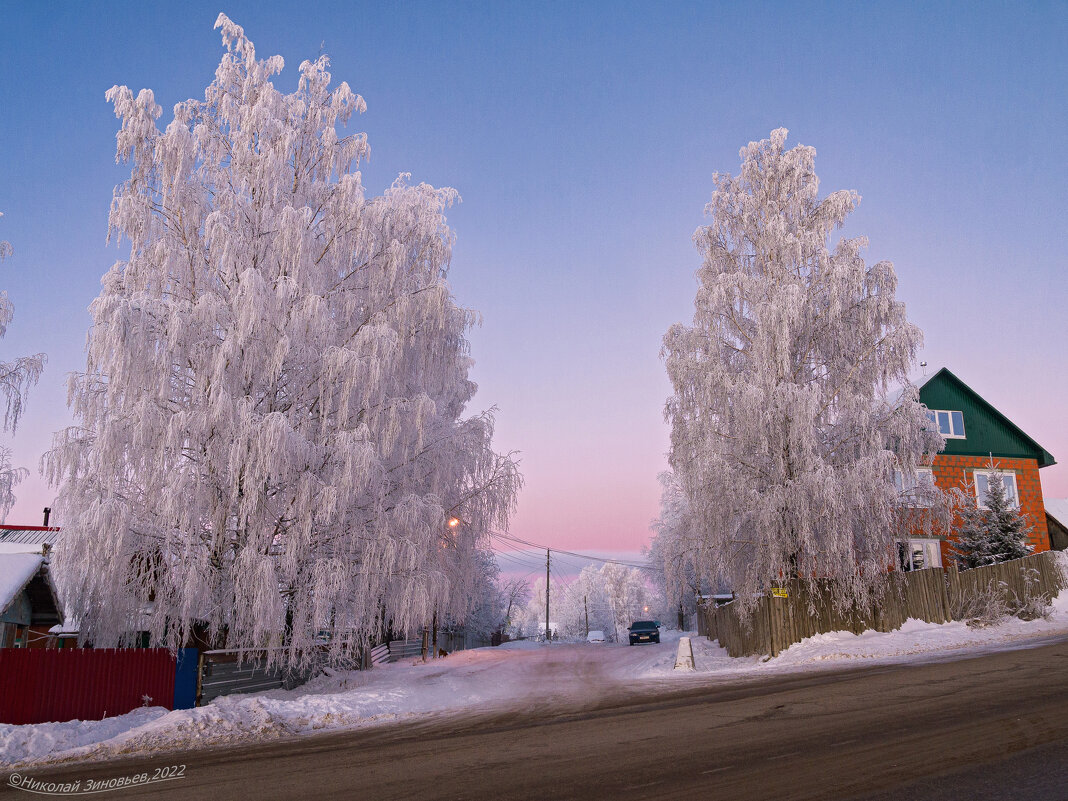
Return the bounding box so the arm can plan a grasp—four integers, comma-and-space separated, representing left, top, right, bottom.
5, 562, 1068, 769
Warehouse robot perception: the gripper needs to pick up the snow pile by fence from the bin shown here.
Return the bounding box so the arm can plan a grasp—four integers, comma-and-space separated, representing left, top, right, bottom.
700, 551, 1065, 658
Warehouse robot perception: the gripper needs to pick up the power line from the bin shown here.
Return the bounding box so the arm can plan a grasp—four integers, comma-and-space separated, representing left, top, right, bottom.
493, 548, 544, 567
492, 531, 662, 571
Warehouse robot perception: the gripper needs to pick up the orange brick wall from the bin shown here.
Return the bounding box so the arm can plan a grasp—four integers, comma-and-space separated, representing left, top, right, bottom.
931, 454, 1050, 564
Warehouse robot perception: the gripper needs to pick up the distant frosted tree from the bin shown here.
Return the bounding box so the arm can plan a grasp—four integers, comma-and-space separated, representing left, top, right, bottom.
516, 562, 652, 641
600, 562, 649, 639
517, 576, 561, 638
0, 447, 25, 523
662, 129, 945, 616
647, 470, 708, 624
953, 461, 1033, 569
0, 216, 45, 521
557, 565, 613, 638
448, 548, 503, 640
46, 16, 519, 668
499, 575, 532, 636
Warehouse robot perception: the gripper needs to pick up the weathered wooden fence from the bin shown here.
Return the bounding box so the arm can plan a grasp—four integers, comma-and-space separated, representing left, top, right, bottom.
370, 643, 390, 667
698, 551, 1065, 658
197, 650, 287, 705
384, 629, 491, 663
945, 552, 1064, 615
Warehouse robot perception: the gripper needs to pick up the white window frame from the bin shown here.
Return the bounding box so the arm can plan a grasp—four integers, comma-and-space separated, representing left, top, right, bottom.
926, 409, 966, 439
972, 470, 1020, 510
893, 467, 935, 507
897, 538, 943, 572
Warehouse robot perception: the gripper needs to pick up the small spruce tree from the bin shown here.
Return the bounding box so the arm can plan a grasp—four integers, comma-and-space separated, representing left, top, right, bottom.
953, 462, 1033, 569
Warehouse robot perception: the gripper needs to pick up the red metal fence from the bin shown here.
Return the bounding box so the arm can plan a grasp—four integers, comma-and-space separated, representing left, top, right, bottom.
0, 648, 176, 725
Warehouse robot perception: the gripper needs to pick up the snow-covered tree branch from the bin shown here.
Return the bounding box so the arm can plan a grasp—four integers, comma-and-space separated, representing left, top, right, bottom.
46, 15, 520, 668
662, 129, 947, 616
647, 471, 709, 624
0, 214, 46, 521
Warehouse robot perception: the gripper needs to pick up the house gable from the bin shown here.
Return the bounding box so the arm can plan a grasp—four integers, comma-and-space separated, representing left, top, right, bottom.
0, 553, 63, 627
918, 368, 1055, 467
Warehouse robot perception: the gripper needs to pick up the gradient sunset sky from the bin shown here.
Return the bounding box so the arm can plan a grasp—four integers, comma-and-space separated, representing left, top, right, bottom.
1, 2, 1065, 564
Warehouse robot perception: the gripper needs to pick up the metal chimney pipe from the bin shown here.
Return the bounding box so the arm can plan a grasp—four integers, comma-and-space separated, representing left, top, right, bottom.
43, 507, 51, 527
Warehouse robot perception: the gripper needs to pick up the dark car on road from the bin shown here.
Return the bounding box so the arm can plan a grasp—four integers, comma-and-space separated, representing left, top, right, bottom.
627, 620, 660, 645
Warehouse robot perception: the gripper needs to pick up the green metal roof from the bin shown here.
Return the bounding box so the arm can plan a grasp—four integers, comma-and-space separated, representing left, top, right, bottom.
917, 368, 1056, 468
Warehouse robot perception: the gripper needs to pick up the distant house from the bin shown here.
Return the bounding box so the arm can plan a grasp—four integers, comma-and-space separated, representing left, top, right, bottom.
896, 368, 1056, 571
0, 543, 64, 648
0, 523, 69, 648
1045, 499, 1068, 552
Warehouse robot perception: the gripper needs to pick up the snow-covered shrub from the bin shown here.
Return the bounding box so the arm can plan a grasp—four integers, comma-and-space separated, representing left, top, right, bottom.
1011, 568, 1053, 622
956, 566, 1056, 628
957, 580, 1010, 629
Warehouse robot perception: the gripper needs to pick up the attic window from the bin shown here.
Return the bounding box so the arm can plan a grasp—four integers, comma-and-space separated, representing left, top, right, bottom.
926, 409, 965, 439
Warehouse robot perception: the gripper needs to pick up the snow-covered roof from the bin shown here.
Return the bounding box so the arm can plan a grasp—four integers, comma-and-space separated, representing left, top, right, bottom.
917, 367, 1055, 467
1046, 499, 1068, 528
0, 553, 46, 616
884, 365, 943, 407
48, 620, 80, 636
0, 525, 61, 546
912, 365, 946, 391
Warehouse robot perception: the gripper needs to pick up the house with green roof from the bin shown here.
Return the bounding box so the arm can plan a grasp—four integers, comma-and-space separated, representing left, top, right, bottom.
896, 367, 1056, 572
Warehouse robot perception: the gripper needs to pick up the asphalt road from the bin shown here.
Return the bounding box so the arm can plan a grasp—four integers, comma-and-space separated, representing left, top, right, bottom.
6, 637, 1068, 801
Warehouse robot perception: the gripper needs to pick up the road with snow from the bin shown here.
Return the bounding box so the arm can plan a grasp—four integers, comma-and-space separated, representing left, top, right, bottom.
6, 635, 1068, 800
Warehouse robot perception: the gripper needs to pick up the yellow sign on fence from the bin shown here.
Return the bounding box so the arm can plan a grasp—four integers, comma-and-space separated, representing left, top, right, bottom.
771, 588, 788, 598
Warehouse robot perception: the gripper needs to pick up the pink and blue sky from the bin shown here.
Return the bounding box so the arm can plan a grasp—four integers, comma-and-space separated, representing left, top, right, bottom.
1, 2, 1065, 565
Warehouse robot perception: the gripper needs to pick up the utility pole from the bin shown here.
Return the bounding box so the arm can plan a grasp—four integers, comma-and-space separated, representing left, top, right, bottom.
584, 595, 589, 637
545, 548, 551, 642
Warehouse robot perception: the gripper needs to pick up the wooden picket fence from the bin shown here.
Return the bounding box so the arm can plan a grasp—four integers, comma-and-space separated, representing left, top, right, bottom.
698, 551, 1066, 658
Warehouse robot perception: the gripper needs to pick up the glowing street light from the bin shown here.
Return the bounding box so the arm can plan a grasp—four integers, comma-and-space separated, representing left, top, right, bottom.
448, 517, 460, 528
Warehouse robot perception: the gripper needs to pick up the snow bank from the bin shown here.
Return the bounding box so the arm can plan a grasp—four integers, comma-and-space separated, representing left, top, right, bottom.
0, 708, 167, 768
5, 554, 1067, 770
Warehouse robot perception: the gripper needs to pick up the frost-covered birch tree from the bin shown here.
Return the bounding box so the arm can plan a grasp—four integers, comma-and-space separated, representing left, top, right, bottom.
0, 217, 46, 521
46, 16, 520, 668
662, 128, 945, 616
